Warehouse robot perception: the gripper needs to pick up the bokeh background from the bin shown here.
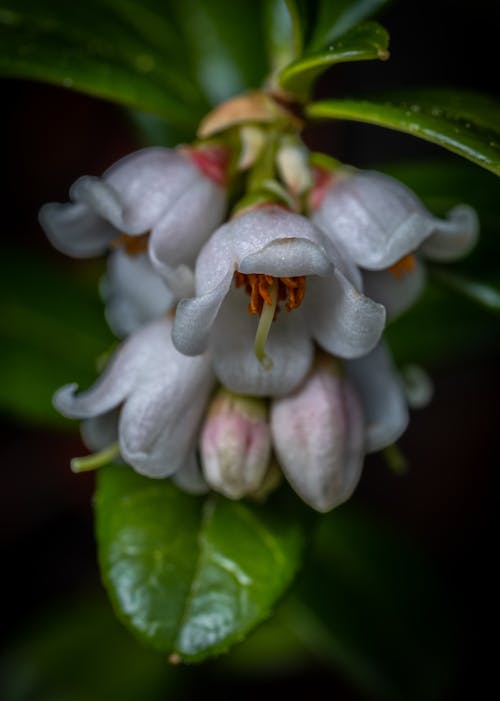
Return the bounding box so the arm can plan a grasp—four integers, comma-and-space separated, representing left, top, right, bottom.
1, 1, 499, 699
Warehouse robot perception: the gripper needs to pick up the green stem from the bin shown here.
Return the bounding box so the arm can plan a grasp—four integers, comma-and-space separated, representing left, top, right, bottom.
71, 442, 120, 473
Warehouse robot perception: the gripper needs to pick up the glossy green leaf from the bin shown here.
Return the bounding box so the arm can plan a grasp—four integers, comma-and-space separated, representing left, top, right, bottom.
0, 250, 113, 426
95, 465, 305, 661
279, 21, 389, 100
285, 506, 455, 701
307, 0, 390, 50
0, 0, 208, 128
0, 595, 177, 701
307, 89, 500, 175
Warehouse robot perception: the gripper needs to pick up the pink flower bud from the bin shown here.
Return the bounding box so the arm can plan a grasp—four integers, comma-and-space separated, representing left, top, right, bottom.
200, 389, 271, 499
271, 355, 364, 512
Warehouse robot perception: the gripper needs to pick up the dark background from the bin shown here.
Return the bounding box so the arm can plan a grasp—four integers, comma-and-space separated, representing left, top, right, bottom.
1, 1, 499, 699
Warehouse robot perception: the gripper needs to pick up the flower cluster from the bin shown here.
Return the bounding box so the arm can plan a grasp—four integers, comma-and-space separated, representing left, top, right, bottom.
40, 92, 478, 512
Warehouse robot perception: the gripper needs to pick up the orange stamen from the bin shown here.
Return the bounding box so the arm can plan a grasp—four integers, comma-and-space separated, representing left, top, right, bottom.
234, 272, 306, 316
111, 232, 150, 256
389, 253, 417, 279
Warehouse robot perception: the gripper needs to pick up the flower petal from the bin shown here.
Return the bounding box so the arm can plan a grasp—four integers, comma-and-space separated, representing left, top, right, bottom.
172, 272, 234, 356
346, 342, 409, 453
39, 201, 117, 257
118, 321, 215, 478
80, 410, 119, 451
420, 205, 479, 261
52, 323, 164, 418
239, 238, 332, 277
82, 147, 203, 235
362, 259, 426, 321
149, 175, 227, 269
171, 453, 210, 495
306, 273, 386, 359
313, 170, 453, 269
211, 291, 313, 396
102, 249, 174, 338
271, 357, 365, 512
193, 206, 328, 295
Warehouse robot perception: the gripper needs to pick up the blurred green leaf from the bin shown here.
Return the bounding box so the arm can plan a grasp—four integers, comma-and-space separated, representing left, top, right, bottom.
0, 0, 209, 128
386, 281, 500, 367
148, 0, 270, 105
307, 89, 500, 175
264, 0, 297, 73
283, 506, 455, 701
279, 21, 389, 100
0, 249, 113, 426
307, 0, 390, 50
95, 465, 306, 661
0, 594, 177, 701
430, 267, 500, 313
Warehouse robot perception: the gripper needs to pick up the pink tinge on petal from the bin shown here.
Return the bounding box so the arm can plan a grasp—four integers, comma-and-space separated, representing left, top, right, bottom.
309, 167, 335, 210
183, 145, 231, 187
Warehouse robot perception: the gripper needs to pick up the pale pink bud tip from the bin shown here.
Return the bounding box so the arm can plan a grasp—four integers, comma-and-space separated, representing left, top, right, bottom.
200, 390, 271, 500
309, 167, 336, 210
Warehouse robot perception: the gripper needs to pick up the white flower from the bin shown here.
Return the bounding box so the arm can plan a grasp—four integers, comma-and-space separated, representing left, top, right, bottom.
270, 343, 408, 512
53, 316, 407, 511
39, 145, 229, 335
54, 317, 215, 484
169, 205, 386, 397
311, 168, 479, 318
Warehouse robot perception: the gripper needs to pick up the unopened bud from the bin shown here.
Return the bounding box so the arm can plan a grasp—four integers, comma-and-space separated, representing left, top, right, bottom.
271, 354, 364, 512
237, 125, 266, 171
276, 138, 312, 197
200, 389, 271, 499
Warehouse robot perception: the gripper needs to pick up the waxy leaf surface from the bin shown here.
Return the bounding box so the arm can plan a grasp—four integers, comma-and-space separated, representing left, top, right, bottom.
279, 21, 389, 100
96, 466, 305, 661
307, 89, 500, 175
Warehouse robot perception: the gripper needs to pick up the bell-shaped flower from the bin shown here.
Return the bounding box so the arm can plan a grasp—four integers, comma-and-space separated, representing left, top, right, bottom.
270, 343, 408, 512
53, 317, 215, 481
39, 145, 230, 334
170, 205, 386, 398
200, 389, 271, 499
311, 168, 479, 318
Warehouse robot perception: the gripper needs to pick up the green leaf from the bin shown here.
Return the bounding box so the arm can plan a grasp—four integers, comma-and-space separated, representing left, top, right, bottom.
307, 0, 390, 50
279, 21, 389, 100
263, 0, 298, 73
0, 594, 177, 701
95, 465, 306, 661
430, 267, 500, 313
386, 281, 500, 367
0, 249, 113, 426
307, 89, 500, 175
165, 0, 269, 105
0, 0, 208, 128
284, 506, 455, 701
